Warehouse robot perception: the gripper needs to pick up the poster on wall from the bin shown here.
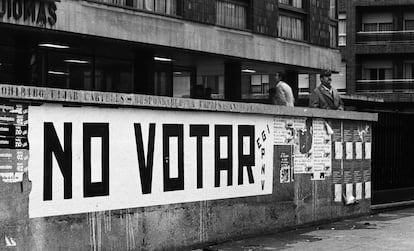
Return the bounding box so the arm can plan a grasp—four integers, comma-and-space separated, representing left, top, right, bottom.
28, 104, 274, 218
273, 117, 332, 180
0, 103, 29, 183
278, 145, 293, 183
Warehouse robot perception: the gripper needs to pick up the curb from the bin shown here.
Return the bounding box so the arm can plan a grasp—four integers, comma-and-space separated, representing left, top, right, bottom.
371, 200, 414, 210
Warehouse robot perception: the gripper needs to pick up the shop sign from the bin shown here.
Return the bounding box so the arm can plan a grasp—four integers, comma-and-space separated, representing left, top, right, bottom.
0, 0, 58, 27
28, 104, 274, 218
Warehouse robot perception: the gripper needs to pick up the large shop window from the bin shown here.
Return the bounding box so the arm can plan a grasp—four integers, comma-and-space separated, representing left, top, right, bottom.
46, 52, 93, 90
44, 51, 133, 93
200, 75, 225, 99
154, 64, 172, 96
173, 68, 195, 98
0, 45, 15, 84
216, 0, 248, 30
95, 58, 133, 93
278, 15, 304, 40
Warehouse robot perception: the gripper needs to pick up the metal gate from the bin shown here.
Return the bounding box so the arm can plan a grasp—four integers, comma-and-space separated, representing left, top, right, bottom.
372, 112, 414, 204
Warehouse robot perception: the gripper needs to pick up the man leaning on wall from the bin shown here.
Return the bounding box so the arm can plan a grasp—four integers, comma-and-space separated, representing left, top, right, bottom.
309, 70, 344, 110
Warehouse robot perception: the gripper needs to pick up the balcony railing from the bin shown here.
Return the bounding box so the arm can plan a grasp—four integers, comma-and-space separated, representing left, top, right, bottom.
357, 30, 414, 43
90, 0, 181, 16
356, 79, 414, 93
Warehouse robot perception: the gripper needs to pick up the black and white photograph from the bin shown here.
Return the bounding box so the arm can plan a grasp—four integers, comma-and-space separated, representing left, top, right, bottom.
0, 0, 413, 250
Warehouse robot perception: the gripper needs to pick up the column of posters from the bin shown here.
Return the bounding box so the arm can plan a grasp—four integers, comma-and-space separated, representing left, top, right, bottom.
0, 103, 29, 183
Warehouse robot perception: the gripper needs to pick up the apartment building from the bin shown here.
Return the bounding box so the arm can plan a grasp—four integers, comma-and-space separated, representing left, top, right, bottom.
338, 0, 414, 204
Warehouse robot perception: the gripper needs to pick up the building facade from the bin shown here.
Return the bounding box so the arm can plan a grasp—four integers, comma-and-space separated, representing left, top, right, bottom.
0, 0, 340, 103
338, 0, 414, 204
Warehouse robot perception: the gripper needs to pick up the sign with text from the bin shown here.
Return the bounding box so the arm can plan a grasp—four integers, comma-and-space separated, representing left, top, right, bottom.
0, 0, 58, 27
28, 105, 273, 218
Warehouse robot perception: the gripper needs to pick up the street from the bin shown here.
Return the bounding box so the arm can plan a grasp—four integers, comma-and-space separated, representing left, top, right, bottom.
204, 207, 414, 251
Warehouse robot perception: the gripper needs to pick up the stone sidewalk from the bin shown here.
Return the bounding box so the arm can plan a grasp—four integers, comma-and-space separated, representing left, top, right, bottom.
202, 207, 414, 251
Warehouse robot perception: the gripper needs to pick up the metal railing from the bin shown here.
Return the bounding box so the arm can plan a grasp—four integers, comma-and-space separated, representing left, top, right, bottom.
357, 30, 414, 43
356, 79, 414, 93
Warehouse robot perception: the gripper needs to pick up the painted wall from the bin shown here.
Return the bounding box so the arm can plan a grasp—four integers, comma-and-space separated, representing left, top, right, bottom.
0, 88, 376, 250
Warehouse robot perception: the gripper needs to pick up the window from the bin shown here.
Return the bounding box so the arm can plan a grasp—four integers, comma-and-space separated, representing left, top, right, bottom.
362, 61, 393, 80
361, 13, 393, 32
278, 0, 302, 9
329, 0, 336, 19
403, 61, 414, 79
331, 62, 346, 93
95, 58, 133, 93
338, 13, 346, 46
298, 74, 309, 94
44, 51, 135, 93
173, 69, 195, 98
405, 20, 414, 31
249, 75, 269, 94
200, 75, 225, 99
46, 52, 93, 90
136, 0, 178, 15
216, 0, 248, 30
278, 15, 304, 40
0, 45, 16, 84
100, 0, 180, 15
404, 13, 414, 30
329, 25, 337, 48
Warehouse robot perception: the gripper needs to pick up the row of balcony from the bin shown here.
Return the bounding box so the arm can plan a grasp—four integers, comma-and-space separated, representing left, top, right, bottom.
357, 30, 414, 43
356, 79, 414, 93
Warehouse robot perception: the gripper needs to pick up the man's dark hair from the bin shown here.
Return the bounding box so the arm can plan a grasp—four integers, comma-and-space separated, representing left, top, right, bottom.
277, 72, 286, 81
320, 70, 332, 78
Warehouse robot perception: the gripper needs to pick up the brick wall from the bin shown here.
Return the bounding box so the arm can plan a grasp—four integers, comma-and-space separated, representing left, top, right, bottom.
309, 0, 331, 47
252, 0, 278, 36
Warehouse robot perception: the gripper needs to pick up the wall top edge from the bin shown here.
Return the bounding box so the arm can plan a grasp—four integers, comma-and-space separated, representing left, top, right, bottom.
0, 84, 378, 122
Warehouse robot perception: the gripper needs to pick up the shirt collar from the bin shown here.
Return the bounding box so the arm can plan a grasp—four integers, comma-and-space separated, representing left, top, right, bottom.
321, 84, 332, 92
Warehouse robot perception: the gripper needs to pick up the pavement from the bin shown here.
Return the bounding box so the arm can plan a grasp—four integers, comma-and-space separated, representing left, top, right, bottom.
202, 206, 414, 251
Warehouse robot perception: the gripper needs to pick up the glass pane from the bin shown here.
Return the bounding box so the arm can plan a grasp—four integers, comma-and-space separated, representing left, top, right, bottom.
216, 0, 247, 29
329, 0, 336, 19
95, 58, 133, 93
279, 15, 304, 40
378, 69, 385, 80
379, 23, 393, 31
47, 52, 92, 90
0, 45, 15, 84
173, 72, 191, 98
369, 69, 377, 80
405, 20, 414, 30
363, 23, 378, 32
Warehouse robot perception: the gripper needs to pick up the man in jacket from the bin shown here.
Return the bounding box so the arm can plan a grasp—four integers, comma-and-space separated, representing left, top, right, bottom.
309, 70, 344, 110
